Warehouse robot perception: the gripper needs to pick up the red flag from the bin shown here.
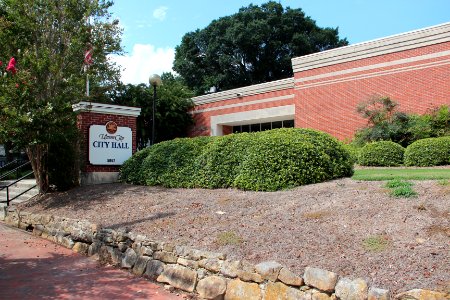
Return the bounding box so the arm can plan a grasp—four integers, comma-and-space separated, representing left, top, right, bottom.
84, 46, 93, 65
6, 57, 17, 74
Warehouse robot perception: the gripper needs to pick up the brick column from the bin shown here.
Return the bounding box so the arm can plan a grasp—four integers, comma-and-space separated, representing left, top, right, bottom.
73, 102, 141, 185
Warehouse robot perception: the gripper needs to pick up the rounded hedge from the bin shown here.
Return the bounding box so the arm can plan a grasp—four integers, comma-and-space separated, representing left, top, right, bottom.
259, 128, 354, 178
358, 141, 405, 166
193, 132, 257, 188
141, 136, 212, 187
119, 147, 153, 184
232, 135, 330, 191
404, 136, 450, 166
121, 128, 354, 191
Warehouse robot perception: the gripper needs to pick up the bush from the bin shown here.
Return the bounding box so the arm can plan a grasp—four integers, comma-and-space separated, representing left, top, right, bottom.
259, 128, 354, 179
193, 133, 257, 188
358, 141, 405, 166
404, 136, 450, 166
233, 134, 330, 191
119, 147, 153, 184
141, 136, 212, 187
343, 143, 362, 165
123, 128, 354, 191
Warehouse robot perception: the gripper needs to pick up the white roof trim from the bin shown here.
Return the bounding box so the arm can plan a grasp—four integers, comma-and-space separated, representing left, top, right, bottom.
292, 22, 450, 73
72, 101, 141, 117
192, 77, 294, 105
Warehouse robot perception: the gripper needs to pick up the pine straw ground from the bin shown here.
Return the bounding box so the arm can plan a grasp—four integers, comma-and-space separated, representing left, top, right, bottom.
17, 176, 450, 295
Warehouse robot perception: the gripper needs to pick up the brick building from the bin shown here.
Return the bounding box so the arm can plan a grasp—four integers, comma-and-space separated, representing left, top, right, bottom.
189, 22, 450, 140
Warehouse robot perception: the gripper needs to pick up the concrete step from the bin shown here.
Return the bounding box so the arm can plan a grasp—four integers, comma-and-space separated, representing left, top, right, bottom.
0, 179, 38, 205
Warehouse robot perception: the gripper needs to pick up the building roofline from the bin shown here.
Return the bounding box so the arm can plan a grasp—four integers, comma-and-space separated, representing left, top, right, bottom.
292, 22, 450, 73
72, 101, 141, 117
192, 77, 294, 106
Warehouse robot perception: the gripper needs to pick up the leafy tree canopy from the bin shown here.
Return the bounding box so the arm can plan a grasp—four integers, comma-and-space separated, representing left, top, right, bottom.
173, 1, 348, 95
0, 0, 122, 192
111, 73, 194, 148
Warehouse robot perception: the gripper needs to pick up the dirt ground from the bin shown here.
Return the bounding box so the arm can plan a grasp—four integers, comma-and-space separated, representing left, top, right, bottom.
16, 176, 450, 294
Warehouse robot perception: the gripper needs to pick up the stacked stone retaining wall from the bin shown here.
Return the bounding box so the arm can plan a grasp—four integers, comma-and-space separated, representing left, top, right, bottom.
4, 208, 448, 300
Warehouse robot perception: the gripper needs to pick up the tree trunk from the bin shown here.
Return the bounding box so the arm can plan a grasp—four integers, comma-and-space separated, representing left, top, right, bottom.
26, 144, 49, 194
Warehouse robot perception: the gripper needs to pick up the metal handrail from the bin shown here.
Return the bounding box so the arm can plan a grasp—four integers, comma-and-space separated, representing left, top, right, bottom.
0, 159, 22, 173
0, 171, 36, 206
0, 161, 31, 181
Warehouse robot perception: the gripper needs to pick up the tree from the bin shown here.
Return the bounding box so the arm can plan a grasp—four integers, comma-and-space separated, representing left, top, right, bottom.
173, 1, 348, 95
111, 73, 194, 148
0, 0, 122, 193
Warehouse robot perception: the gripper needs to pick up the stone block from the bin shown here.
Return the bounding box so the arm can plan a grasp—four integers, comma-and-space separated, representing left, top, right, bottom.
335, 277, 368, 300
88, 241, 102, 256
255, 261, 283, 282
199, 258, 222, 273
153, 251, 178, 263
265, 282, 307, 300
73, 242, 89, 255
236, 270, 263, 283
144, 259, 165, 279
178, 257, 199, 269
157, 265, 197, 293
394, 289, 448, 300
278, 267, 303, 286
132, 256, 151, 276
196, 275, 227, 299
304, 267, 338, 293
224, 279, 261, 300
121, 248, 138, 269
220, 260, 241, 278
368, 287, 390, 300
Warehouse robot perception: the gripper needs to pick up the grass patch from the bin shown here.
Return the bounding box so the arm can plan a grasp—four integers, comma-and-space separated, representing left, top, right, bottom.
352, 168, 450, 181
362, 235, 391, 252
216, 231, 243, 246
390, 186, 418, 198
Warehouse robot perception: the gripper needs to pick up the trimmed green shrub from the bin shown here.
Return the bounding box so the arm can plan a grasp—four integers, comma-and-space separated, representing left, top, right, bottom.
233, 134, 330, 191
193, 132, 257, 188
404, 136, 450, 166
358, 141, 405, 166
141, 136, 212, 187
343, 143, 362, 165
119, 147, 153, 184
122, 128, 354, 191
259, 128, 354, 179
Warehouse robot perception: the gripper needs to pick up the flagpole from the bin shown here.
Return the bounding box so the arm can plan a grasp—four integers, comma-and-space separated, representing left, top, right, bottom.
86, 73, 90, 97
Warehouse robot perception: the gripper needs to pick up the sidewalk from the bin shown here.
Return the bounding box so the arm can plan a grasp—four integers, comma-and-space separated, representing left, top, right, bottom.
0, 222, 184, 300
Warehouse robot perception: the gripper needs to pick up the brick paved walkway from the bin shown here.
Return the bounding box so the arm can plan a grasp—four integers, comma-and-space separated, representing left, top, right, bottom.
0, 222, 183, 300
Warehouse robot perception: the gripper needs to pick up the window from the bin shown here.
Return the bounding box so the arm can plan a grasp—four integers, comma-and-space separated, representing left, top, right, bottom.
231, 119, 294, 134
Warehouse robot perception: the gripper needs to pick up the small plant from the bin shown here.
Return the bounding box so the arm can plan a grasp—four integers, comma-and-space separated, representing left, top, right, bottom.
390, 186, 418, 198
302, 210, 331, 220
438, 179, 450, 186
385, 179, 413, 189
414, 203, 427, 211
362, 235, 391, 252
385, 179, 417, 198
216, 231, 243, 246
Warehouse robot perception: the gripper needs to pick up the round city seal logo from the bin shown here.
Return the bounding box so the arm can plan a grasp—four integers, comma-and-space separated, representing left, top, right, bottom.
105, 121, 118, 134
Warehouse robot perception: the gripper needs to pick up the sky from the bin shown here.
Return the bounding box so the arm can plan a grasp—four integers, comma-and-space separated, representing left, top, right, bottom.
109, 0, 450, 85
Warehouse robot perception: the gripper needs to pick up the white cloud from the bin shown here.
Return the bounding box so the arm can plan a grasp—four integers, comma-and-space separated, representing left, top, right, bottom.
153, 6, 168, 21
110, 44, 175, 84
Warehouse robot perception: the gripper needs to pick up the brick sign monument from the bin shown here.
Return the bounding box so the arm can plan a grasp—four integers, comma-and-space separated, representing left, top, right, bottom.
73, 101, 141, 185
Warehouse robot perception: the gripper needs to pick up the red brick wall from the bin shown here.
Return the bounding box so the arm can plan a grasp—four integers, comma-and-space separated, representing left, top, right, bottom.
294, 42, 450, 140
77, 112, 137, 172
189, 88, 295, 136
190, 41, 450, 140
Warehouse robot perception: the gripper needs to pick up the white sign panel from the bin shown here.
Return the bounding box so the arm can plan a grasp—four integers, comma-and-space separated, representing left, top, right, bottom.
89, 124, 132, 165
